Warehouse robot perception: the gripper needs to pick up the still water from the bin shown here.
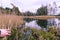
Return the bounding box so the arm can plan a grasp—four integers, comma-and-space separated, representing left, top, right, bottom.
25, 18, 60, 29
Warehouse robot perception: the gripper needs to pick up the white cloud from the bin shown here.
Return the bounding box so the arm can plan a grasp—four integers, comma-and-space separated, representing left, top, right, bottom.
0, 0, 12, 8
0, 0, 60, 13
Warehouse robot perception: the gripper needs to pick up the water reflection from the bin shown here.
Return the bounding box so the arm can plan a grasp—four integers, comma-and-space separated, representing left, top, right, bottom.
47, 18, 60, 28
25, 18, 60, 29
25, 20, 41, 29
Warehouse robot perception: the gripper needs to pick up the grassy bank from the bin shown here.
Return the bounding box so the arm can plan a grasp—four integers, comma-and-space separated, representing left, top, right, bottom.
0, 26, 59, 40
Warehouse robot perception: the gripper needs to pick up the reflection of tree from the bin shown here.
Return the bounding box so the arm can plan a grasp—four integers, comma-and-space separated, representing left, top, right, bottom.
24, 11, 35, 22
36, 6, 47, 28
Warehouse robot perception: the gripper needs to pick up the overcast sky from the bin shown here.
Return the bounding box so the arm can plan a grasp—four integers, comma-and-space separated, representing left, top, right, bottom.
0, 0, 60, 13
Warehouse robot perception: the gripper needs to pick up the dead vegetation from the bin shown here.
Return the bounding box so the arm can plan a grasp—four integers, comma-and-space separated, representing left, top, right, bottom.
0, 14, 25, 29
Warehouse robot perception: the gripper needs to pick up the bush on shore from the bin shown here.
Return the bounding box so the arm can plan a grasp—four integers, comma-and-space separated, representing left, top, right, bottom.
2, 26, 60, 40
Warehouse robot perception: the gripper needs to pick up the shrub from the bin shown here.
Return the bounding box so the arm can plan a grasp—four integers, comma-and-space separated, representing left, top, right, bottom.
6, 26, 60, 40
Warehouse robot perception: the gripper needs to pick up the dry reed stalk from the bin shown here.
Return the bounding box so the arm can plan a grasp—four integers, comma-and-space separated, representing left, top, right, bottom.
0, 14, 25, 29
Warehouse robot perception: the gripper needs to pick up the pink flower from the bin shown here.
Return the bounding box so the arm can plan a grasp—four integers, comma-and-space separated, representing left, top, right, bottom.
0, 29, 11, 37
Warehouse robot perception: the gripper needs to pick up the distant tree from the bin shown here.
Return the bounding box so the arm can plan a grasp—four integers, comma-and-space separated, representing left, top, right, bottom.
0, 7, 3, 14
0, 7, 5, 14
5, 7, 11, 14
36, 6, 47, 15
12, 7, 21, 15
57, 14, 60, 20
11, 3, 21, 15
36, 6, 48, 28
24, 11, 35, 22
24, 11, 35, 16
57, 14, 60, 16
